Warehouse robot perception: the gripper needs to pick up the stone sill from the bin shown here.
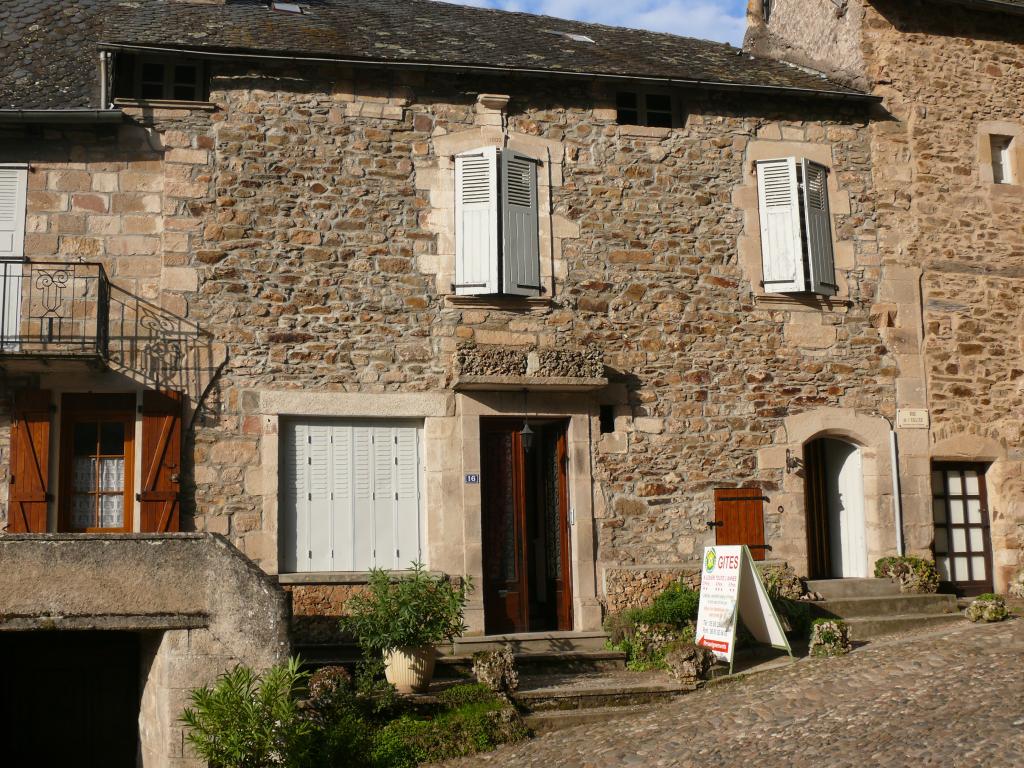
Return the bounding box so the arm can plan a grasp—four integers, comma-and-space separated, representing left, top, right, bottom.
0, 613, 208, 632
114, 98, 217, 112
443, 295, 557, 313
753, 293, 853, 311
453, 375, 608, 392
278, 570, 445, 585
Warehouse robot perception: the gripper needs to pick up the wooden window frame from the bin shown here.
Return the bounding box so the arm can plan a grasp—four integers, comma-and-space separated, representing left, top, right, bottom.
116, 54, 208, 103
615, 89, 682, 128
59, 394, 136, 534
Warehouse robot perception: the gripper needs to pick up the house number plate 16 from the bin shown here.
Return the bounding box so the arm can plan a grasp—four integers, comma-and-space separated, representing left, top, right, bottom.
465, 473, 481, 484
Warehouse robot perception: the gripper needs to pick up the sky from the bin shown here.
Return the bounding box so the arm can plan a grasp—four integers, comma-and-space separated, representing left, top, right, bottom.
435, 0, 749, 46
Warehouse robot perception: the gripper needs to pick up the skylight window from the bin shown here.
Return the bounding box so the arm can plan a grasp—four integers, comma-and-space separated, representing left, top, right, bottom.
544, 30, 596, 44
270, 1, 303, 13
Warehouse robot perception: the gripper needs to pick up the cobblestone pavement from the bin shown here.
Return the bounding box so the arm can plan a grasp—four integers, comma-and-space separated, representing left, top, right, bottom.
448, 620, 1024, 768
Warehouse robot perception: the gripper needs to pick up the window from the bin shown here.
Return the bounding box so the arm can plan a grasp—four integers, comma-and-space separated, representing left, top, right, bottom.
756, 157, 837, 297
0, 165, 27, 347
763, 0, 773, 22
599, 405, 616, 434
281, 419, 423, 573
59, 395, 136, 533
616, 91, 675, 128
114, 55, 208, 102
454, 146, 541, 297
991, 135, 1014, 184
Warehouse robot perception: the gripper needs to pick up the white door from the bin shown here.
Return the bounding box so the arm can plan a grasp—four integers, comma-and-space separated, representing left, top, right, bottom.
0, 166, 27, 350
281, 419, 423, 573
824, 439, 868, 578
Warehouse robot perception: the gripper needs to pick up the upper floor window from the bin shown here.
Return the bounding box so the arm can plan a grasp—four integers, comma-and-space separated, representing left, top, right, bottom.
991, 135, 1015, 185
756, 157, 837, 297
454, 146, 541, 297
616, 91, 676, 128
114, 54, 208, 102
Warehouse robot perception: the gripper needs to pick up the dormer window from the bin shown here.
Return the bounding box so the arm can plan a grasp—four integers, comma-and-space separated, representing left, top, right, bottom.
114, 54, 208, 103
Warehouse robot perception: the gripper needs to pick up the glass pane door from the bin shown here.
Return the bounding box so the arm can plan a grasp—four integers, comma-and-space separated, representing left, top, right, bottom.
932, 463, 993, 596
64, 410, 133, 532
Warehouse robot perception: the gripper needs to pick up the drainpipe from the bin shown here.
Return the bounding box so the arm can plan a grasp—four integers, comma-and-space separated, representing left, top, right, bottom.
890, 428, 905, 556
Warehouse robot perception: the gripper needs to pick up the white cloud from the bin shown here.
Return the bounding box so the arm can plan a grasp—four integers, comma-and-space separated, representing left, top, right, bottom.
433, 0, 747, 46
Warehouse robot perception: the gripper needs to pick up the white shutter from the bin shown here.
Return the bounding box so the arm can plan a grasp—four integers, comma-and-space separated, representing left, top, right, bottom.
0, 167, 26, 349
501, 150, 541, 297
306, 424, 333, 572
281, 421, 305, 573
394, 426, 422, 569
352, 425, 375, 571
802, 159, 838, 297
455, 147, 499, 295
330, 423, 354, 571
372, 425, 396, 569
756, 158, 805, 293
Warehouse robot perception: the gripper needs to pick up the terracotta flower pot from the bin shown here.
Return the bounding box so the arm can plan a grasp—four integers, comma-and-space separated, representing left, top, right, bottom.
384, 646, 437, 693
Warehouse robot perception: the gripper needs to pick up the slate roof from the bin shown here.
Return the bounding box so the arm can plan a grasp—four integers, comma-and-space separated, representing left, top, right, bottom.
3, 0, 875, 112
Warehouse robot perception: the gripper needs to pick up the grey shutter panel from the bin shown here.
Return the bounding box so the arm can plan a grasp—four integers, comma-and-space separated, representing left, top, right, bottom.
756, 158, 804, 293
501, 150, 541, 297
0, 168, 26, 349
306, 423, 333, 572
802, 159, 838, 297
455, 147, 499, 295
281, 421, 304, 572
394, 426, 422, 569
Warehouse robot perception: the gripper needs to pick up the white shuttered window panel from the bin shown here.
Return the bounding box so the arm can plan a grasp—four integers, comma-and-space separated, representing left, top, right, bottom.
455, 147, 500, 295
801, 159, 838, 297
501, 150, 541, 297
281, 420, 423, 573
0, 167, 27, 350
756, 158, 805, 294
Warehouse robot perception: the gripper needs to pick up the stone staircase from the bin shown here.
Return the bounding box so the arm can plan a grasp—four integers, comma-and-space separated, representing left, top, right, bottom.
805, 578, 963, 640
435, 630, 625, 678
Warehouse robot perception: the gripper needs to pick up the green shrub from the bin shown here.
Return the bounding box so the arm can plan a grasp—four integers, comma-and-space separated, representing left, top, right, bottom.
370, 701, 528, 768
757, 564, 812, 639
603, 581, 700, 669
636, 581, 700, 626
966, 594, 1010, 623
874, 556, 940, 594
181, 658, 320, 768
341, 562, 473, 654
437, 683, 498, 709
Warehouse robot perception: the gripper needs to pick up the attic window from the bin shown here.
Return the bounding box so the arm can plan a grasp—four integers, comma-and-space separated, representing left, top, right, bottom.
616, 91, 676, 128
114, 54, 208, 102
270, 1, 303, 13
544, 30, 596, 43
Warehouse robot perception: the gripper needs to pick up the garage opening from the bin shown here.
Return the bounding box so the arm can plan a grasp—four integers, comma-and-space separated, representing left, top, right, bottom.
0, 631, 141, 766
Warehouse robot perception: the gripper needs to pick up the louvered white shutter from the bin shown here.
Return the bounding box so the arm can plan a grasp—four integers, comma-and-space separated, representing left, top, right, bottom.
501, 150, 541, 297
756, 158, 805, 293
455, 147, 499, 295
352, 425, 375, 571
394, 426, 422, 569
372, 425, 396, 569
306, 424, 333, 571
802, 159, 837, 297
330, 423, 354, 571
0, 167, 26, 349
281, 421, 305, 572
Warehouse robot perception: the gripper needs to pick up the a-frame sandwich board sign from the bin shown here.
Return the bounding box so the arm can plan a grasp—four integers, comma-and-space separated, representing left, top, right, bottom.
695, 544, 793, 674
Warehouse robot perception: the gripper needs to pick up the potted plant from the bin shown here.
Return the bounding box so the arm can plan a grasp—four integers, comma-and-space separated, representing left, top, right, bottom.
341, 562, 472, 693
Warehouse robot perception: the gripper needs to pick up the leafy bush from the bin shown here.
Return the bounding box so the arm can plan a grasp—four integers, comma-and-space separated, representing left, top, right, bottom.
874, 556, 939, 594
341, 562, 473, 653
437, 683, 497, 709
636, 581, 701, 626
181, 658, 320, 768
966, 594, 1010, 623
809, 618, 851, 657
603, 581, 700, 669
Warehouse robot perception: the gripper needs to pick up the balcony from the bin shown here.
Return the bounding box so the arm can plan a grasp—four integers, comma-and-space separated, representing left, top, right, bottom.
0, 260, 214, 394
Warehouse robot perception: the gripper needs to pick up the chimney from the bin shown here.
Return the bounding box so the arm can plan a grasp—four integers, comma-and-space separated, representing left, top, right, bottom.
744, 0, 767, 52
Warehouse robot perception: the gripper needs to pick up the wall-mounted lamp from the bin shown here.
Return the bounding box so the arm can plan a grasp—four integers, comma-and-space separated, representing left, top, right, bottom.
521, 388, 534, 452
785, 448, 803, 474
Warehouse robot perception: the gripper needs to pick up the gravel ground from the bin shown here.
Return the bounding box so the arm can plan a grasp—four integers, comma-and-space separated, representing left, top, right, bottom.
446, 619, 1024, 768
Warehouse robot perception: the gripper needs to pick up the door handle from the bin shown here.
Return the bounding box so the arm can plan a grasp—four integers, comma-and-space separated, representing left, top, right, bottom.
707, 521, 723, 529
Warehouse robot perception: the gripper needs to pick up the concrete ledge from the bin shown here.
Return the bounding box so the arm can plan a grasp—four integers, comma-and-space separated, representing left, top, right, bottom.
279, 570, 445, 585
453, 375, 608, 392
0, 613, 208, 632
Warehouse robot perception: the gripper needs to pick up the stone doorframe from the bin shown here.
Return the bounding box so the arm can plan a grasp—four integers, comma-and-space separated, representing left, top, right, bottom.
761, 407, 898, 578
930, 431, 1021, 593
446, 391, 602, 635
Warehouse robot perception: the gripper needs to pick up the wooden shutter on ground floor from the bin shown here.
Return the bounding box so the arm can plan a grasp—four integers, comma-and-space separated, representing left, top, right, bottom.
8, 390, 52, 533
713, 487, 767, 561
139, 390, 182, 533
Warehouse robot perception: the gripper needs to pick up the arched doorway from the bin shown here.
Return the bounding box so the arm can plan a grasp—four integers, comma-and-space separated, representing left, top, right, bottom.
804, 438, 868, 578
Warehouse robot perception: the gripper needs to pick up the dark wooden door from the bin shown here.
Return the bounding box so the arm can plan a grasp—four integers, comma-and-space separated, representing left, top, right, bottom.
481, 419, 572, 634
932, 463, 994, 596
481, 421, 529, 634
713, 487, 767, 561
0, 632, 140, 766
804, 439, 831, 579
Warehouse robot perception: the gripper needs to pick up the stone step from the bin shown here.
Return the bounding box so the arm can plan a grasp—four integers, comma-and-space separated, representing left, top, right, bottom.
844, 612, 965, 641
805, 578, 902, 599
512, 671, 695, 714
436, 650, 626, 678
442, 630, 609, 656
525, 704, 657, 734
810, 593, 959, 619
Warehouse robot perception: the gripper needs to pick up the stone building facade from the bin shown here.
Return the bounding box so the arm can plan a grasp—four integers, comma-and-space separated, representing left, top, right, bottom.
747, 0, 1024, 598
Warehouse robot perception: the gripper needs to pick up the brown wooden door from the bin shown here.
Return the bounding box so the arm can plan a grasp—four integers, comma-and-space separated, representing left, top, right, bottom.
481, 419, 573, 635
932, 463, 994, 596
7, 390, 52, 533
804, 439, 831, 579
140, 390, 183, 532
713, 487, 767, 561
481, 421, 529, 634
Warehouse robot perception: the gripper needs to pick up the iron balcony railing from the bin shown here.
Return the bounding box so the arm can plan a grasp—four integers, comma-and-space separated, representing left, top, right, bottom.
0, 260, 211, 393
